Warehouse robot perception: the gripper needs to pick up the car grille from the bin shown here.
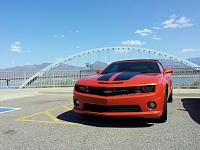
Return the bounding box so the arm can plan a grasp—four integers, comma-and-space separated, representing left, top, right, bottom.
84, 104, 141, 112
90, 87, 136, 96
75, 86, 139, 96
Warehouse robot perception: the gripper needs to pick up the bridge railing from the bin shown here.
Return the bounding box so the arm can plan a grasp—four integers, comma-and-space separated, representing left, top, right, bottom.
0, 69, 200, 89
172, 68, 200, 88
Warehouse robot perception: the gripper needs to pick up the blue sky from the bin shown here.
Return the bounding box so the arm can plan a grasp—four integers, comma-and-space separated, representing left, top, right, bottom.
0, 0, 200, 68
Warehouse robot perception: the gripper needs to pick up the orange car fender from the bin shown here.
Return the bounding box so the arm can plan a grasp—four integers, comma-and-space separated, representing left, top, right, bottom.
156, 77, 167, 100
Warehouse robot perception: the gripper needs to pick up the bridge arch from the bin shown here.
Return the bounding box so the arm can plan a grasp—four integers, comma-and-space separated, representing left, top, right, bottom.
19, 46, 200, 88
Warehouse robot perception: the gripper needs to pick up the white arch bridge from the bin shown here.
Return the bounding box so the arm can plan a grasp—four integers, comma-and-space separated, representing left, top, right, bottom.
19, 47, 200, 88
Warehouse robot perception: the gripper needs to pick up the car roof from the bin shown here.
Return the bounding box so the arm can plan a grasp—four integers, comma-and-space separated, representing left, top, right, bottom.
114, 59, 160, 63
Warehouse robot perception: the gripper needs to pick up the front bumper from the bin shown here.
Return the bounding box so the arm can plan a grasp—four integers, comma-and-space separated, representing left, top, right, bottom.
73, 91, 164, 118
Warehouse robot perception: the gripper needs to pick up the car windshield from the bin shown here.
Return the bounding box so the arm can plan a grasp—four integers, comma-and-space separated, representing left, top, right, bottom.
102, 61, 161, 74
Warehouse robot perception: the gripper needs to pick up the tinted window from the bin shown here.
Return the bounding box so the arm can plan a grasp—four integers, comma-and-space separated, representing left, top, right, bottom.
102, 61, 161, 74
158, 62, 164, 72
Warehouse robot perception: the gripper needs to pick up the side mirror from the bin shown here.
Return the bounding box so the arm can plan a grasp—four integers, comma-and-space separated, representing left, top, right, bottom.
164, 68, 173, 74
96, 70, 103, 75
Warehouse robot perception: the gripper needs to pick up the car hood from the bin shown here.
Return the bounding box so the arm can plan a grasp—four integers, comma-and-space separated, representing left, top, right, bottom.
76, 72, 162, 87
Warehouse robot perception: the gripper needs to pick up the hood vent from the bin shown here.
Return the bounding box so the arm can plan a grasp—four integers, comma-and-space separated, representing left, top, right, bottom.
98, 82, 123, 84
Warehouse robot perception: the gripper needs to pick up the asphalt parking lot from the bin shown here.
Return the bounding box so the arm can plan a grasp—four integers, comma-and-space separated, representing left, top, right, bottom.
0, 92, 200, 150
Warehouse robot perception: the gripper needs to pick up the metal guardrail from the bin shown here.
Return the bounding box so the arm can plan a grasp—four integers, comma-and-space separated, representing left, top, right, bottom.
0, 70, 96, 88
172, 68, 200, 89
0, 69, 200, 89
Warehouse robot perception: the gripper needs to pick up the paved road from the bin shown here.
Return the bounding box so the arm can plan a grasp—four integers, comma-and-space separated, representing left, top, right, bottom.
0, 93, 199, 150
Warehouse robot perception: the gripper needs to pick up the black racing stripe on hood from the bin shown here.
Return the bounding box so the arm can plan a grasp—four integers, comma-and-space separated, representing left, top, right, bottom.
97, 73, 116, 81
114, 72, 140, 81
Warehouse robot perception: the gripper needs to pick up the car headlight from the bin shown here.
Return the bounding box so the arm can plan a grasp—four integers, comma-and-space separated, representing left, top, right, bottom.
134, 85, 155, 93
79, 86, 86, 92
75, 85, 89, 93
141, 85, 155, 93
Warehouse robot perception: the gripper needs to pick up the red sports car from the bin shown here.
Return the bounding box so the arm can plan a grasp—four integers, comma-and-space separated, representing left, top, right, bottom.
73, 59, 173, 123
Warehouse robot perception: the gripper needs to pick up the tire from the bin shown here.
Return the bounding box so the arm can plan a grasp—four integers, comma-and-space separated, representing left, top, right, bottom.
168, 89, 173, 103
157, 91, 168, 123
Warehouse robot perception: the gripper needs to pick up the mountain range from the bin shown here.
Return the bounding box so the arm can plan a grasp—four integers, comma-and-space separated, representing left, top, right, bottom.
0, 63, 83, 72
187, 57, 200, 65
0, 57, 199, 71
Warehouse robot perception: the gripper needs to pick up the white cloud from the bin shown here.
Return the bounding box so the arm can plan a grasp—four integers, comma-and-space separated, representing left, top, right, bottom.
135, 28, 152, 36
76, 46, 80, 49
10, 41, 22, 53
53, 34, 65, 38
121, 40, 144, 46
162, 15, 193, 29
181, 48, 200, 53
176, 17, 193, 27
152, 26, 161, 30
152, 35, 160, 40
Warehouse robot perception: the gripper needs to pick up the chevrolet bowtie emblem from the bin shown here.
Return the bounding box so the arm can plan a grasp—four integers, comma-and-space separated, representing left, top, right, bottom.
103, 89, 113, 94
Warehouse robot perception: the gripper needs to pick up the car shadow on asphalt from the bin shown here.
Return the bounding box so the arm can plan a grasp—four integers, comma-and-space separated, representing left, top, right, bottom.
57, 110, 154, 128
180, 98, 200, 125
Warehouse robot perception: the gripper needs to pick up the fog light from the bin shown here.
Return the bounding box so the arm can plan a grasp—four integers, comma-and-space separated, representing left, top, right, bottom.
74, 99, 80, 107
147, 101, 156, 109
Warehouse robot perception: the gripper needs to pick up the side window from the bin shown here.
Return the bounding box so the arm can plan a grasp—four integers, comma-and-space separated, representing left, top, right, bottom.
158, 62, 164, 72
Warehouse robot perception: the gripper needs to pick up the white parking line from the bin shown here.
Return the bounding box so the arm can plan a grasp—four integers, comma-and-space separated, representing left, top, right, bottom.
0, 107, 21, 114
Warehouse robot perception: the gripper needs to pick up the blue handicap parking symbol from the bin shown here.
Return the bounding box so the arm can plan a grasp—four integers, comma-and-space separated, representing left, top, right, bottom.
0, 107, 20, 113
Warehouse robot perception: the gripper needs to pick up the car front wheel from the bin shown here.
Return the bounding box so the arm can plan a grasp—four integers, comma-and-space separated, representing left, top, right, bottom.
157, 91, 168, 123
